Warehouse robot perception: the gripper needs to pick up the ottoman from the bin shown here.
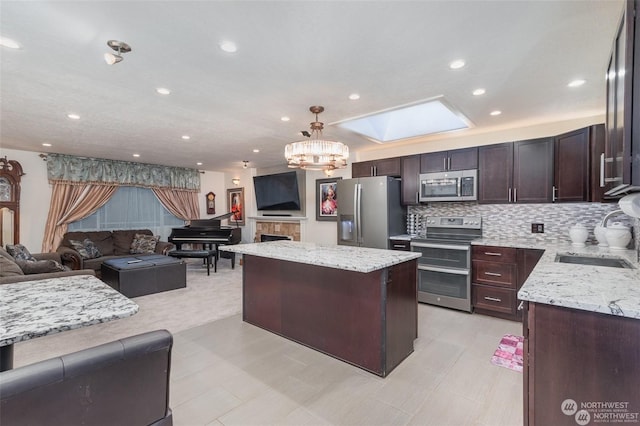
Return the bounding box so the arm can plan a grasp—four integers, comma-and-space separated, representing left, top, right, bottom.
101, 255, 186, 297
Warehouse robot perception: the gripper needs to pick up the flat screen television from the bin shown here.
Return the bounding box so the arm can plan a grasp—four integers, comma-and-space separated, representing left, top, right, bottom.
253, 171, 301, 211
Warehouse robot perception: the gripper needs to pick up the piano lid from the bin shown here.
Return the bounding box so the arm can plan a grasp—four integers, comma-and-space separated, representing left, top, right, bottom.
187, 212, 235, 228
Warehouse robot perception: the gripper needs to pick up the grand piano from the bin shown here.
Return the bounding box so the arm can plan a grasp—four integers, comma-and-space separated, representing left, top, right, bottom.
168, 213, 242, 268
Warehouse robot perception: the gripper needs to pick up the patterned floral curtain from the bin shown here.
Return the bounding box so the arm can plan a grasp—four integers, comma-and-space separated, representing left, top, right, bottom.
46, 153, 200, 191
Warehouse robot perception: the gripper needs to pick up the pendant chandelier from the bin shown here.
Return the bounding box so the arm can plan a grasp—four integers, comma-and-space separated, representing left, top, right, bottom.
285, 106, 349, 171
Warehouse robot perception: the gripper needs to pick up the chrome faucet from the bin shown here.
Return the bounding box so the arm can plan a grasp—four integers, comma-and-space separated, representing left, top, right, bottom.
600, 209, 625, 227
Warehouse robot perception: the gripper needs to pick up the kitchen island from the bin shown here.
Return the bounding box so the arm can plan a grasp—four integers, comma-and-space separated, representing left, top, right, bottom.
220, 241, 421, 377
475, 239, 640, 426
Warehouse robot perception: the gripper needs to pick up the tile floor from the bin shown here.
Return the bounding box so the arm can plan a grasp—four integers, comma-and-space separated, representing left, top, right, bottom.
169, 304, 524, 426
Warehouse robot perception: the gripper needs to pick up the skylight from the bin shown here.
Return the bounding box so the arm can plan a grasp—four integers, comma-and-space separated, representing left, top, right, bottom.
334, 97, 472, 143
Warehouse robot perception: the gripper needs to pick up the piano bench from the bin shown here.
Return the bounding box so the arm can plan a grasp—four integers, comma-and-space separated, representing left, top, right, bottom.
168, 250, 217, 275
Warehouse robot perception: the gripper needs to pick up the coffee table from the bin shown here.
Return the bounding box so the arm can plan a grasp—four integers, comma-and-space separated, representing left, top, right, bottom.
101, 255, 186, 298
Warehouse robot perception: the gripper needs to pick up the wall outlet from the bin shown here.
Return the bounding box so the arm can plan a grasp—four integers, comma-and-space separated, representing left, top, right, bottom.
531, 223, 544, 233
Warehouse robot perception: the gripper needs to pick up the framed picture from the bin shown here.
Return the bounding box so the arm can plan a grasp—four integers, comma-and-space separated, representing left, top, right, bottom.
205, 191, 216, 215
316, 177, 342, 221
227, 187, 245, 226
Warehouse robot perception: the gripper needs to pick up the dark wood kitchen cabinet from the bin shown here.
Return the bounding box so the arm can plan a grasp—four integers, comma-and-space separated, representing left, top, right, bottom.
554, 124, 607, 202
523, 302, 640, 426
420, 147, 478, 172
472, 245, 543, 321
478, 138, 553, 204
352, 157, 401, 178
401, 155, 420, 205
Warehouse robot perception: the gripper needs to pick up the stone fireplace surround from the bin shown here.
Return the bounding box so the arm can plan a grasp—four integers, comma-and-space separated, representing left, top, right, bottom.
254, 219, 301, 242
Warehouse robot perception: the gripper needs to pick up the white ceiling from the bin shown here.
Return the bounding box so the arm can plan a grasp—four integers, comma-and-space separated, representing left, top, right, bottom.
0, 0, 625, 173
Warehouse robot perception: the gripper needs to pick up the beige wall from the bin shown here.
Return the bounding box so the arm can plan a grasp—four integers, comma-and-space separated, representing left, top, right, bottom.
1, 115, 605, 250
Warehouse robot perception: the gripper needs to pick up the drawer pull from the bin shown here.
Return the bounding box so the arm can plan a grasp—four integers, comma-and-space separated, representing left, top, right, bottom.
517, 301, 524, 311
484, 272, 502, 277
393, 244, 406, 248
484, 296, 502, 302
484, 252, 502, 256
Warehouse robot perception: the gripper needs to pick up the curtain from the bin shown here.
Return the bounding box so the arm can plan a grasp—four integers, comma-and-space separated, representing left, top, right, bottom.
46, 153, 201, 191
42, 183, 117, 252
152, 188, 200, 221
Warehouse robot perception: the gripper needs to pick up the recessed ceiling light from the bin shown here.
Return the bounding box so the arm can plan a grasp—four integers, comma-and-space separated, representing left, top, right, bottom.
196, 162, 203, 166
0, 37, 20, 49
281, 116, 290, 122
253, 149, 260, 153
449, 59, 465, 69
42, 143, 52, 147
349, 93, 360, 100
219, 41, 237, 53
568, 79, 586, 88
181, 135, 190, 140
156, 87, 171, 95
473, 88, 486, 96
67, 113, 80, 120
490, 110, 502, 116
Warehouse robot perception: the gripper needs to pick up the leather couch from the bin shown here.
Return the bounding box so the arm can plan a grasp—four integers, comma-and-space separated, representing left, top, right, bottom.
0, 248, 95, 285
56, 229, 174, 275
0, 330, 173, 426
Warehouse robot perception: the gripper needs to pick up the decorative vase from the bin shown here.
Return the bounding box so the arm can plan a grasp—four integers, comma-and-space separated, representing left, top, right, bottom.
569, 224, 588, 246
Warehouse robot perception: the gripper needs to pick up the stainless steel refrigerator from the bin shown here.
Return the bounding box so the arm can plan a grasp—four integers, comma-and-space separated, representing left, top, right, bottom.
337, 176, 405, 249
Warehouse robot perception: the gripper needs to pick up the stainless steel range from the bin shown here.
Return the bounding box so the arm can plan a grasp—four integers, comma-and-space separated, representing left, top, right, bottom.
410, 216, 482, 312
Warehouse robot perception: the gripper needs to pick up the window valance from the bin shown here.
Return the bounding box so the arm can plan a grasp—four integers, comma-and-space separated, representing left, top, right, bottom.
46, 153, 201, 191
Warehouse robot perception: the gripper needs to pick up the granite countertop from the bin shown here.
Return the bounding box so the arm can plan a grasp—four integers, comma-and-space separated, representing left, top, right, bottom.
0, 275, 139, 346
473, 238, 640, 319
220, 241, 421, 273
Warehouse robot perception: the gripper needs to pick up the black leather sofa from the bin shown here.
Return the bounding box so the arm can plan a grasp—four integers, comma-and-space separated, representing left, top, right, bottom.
0, 330, 173, 426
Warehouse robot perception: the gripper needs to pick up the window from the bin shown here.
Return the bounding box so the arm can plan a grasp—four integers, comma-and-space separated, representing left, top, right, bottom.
69, 186, 184, 240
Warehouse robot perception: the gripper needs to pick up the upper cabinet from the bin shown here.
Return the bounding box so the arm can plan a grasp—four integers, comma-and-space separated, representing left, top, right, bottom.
605, 0, 640, 191
351, 157, 401, 178
420, 147, 478, 173
478, 138, 554, 204
554, 124, 607, 203
400, 155, 420, 205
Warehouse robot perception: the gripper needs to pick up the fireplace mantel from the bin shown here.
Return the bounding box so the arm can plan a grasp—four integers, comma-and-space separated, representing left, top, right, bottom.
248, 216, 307, 222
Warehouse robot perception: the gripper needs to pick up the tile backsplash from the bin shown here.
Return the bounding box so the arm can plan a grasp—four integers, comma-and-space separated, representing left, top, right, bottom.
409, 202, 639, 260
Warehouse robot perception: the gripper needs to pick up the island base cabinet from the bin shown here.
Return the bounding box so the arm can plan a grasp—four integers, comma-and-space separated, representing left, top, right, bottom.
242, 255, 417, 377
524, 302, 640, 426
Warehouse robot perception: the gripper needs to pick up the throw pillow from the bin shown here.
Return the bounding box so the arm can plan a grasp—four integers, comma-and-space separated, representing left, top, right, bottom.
130, 233, 160, 254
16, 259, 66, 274
5, 244, 36, 262
0, 255, 24, 277
69, 239, 103, 259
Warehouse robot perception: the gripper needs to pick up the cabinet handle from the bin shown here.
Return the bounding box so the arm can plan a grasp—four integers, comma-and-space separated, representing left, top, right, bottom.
443, 158, 447, 170
484, 252, 502, 256
508, 188, 512, 202
599, 153, 605, 188
415, 191, 419, 204
517, 301, 524, 311
514, 187, 517, 203
484, 272, 502, 277
393, 244, 406, 249
552, 186, 557, 202
448, 157, 451, 170
484, 296, 502, 302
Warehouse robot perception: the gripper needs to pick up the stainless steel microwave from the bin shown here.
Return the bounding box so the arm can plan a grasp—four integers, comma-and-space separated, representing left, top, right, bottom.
419, 169, 477, 202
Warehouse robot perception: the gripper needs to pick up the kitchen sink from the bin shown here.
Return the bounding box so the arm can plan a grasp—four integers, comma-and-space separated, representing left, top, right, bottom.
554, 254, 636, 269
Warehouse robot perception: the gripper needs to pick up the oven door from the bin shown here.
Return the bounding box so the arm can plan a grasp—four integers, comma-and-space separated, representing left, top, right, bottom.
410, 241, 470, 270
417, 266, 471, 312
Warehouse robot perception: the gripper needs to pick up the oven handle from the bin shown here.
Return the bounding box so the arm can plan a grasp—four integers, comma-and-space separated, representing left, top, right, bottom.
417, 265, 469, 275
411, 242, 470, 251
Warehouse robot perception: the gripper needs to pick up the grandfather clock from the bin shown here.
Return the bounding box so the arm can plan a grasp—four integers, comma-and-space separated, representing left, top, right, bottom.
0, 157, 24, 246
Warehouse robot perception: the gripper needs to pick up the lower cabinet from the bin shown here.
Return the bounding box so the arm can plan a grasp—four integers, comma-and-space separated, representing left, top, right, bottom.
471, 245, 543, 321
523, 302, 640, 426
